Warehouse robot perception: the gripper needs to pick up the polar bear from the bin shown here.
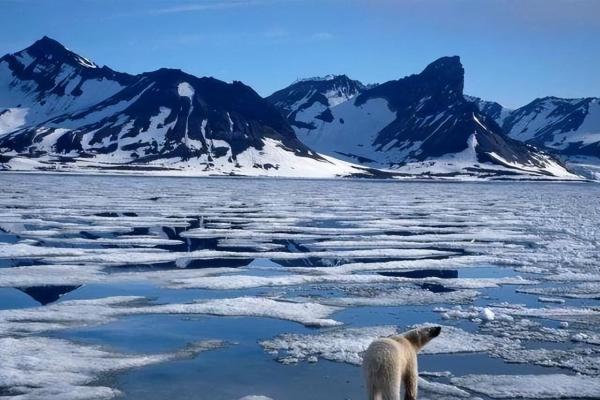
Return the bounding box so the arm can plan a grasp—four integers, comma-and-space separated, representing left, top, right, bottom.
362, 326, 441, 400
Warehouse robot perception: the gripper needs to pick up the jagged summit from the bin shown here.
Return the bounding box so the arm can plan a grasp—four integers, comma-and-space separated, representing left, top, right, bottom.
267, 56, 575, 179
421, 55, 463, 77
360, 56, 465, 110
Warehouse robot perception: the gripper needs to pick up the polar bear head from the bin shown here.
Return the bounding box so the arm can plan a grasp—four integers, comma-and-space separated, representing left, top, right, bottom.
401, 326, 441, 350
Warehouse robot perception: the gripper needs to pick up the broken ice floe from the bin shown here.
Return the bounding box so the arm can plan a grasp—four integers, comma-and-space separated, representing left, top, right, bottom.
0, 296, 342, 336
260, 325, 517, 366
452, 374, 600, 399
518, 282, 600, 299
437, 304, 600, 325
316, 286, 480, 307
497, 347, 600, 375
260, 322, 600, 377
238, 397, 274, 400
1, 175, 600, 399
0, 336, 223, 400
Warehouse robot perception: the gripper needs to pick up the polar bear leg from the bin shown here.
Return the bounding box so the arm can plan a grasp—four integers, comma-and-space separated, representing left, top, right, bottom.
366, 384, 379, 400
380, 381, 400, 400
402, 368, 418, 400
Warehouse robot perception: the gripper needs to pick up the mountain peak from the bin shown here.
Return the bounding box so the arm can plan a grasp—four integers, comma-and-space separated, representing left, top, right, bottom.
422, 56, 462, 72
25, 36, 71, 58
419, 56, 464, 90
18, 36, 98, 69
29, 36, 66, 50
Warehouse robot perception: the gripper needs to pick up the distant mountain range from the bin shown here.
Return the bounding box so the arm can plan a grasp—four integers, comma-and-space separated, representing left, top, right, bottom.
0, 37, 595, 180
267, 57, 580, 179
466, 96, 600, 179
0, 37, 372, 177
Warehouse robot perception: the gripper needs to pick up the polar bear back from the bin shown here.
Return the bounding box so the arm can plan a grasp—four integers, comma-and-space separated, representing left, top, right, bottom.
363, 337, 416, 387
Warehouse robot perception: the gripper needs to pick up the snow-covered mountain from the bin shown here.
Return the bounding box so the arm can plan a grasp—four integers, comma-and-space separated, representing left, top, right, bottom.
463, 95, 600, 179
0, 36, 134, 136
269, 57, 575, 179
0, 38, 372, 177
501, 97, 600, 159
267, 74, 366, 131
0, 37, 582, 179
464, 95, 512, 125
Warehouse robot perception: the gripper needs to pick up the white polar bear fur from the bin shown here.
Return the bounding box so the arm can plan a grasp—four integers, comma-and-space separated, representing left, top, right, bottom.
362, 326, 441, 400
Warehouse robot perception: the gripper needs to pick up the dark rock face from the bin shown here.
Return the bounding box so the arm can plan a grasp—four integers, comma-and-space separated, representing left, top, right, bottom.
359, 57, 560, 168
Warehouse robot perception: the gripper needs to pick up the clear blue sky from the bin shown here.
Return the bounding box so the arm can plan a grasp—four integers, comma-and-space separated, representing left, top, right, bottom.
1, 0, 598, 108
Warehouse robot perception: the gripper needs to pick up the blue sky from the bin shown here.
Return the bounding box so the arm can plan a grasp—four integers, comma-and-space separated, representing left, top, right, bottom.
0, 0, 598, 108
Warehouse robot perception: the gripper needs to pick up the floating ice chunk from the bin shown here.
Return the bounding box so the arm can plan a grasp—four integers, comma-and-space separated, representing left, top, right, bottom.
45, 248, 457, 266
136, 297, 342, 327
519, 282, 600, 299
438, 304, 598, 324
43, 236, 184, 247
418, 378, 471, 398
452, 374, 600, 399
321, 287, 479, 307
420, 370, 453, 378
440, 276, 537, 289
421, 325, 518, 355
495, 347, 600, 375
0, 336, 223, 400
0, 242, 85, 258
491, 304, 600, 323
286, 255, 509, 275
166, 271, 526, 291
538, 296, 565, 304
0, 296, 146, 336
0, 264, 239, 288
571, 332, 600, 345
239, 397, 274, 400
481, 308, 495, 321
168, 272, 401, 290
0, 295, 342, 336
261, 326, 397, 365
545, 271, 600, 282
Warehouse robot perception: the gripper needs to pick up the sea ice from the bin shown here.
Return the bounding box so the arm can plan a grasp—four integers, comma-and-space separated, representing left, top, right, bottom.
0, 295, 343, 336
0, 336, 223, 400
260, 325, 518, 365
452, 374, 600, 399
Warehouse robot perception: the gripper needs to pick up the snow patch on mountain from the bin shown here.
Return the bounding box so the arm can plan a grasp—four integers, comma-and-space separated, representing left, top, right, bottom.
177, 81, 195, 98
295, 97, 397, 163
0, 107, 27, 136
